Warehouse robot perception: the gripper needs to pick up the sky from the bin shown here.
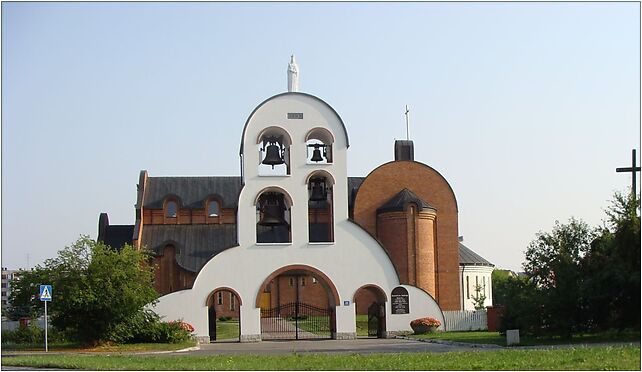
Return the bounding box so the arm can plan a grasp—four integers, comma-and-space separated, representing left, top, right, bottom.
1, 2, 639, 272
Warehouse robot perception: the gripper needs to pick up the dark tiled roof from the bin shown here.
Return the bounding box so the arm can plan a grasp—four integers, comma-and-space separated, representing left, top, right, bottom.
377, 188, 436, 213
102, 225, 134, 251
348, 177, 365, 209
143, 176, 365, 211
141, 224, 238, 272
459, 242, 494, 267
143, 177, 242, 209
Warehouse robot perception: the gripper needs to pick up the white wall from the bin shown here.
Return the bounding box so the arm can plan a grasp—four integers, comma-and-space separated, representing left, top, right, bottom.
459, 265, 494, 311
150, 93, 445, 340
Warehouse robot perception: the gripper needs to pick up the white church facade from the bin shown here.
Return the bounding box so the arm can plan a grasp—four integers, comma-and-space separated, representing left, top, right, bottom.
99, 56, 494, 342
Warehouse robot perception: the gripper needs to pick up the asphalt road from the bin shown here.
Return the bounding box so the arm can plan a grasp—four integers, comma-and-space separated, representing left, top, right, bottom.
173, 338, 491, 356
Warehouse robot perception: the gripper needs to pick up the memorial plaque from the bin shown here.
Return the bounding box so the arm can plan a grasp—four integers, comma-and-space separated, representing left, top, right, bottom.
391, 286, 409, 314
287, 112, 303, 119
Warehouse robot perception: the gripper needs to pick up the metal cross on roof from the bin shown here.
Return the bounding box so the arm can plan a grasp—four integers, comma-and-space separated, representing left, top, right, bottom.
404, 105, 410, 141
616, 149, 641, 196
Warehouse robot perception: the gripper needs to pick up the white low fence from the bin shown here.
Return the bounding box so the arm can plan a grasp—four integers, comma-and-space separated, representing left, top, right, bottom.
443, 310, 487, 331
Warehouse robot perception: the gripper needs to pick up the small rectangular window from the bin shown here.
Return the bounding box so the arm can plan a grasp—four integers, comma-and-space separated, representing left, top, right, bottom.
312, 277, 317, 284
230, 293, 235, 311
466, 277, 470, 299
217, 292, 223, 305
483, 277, 486, 296
289, 277, 294, 287
301, 277, 306, 287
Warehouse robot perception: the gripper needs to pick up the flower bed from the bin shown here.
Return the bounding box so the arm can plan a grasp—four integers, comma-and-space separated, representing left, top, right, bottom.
410, 317, 441, 334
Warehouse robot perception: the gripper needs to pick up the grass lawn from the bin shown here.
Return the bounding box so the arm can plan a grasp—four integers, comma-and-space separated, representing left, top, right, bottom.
409, 329, 641, 346
356, 314, 369, 336
286, 316, 331, 337
2, 340, 197, 353
216, 320, 240, 340
2, 345, 639, 370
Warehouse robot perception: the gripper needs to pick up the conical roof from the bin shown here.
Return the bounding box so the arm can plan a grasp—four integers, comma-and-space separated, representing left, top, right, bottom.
377, 188, 436, 213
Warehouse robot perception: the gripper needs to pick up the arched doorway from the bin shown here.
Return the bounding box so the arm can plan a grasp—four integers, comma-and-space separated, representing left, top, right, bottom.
256, 265, 339, 340
206, 287, 242, 342
353, 285, 387, 338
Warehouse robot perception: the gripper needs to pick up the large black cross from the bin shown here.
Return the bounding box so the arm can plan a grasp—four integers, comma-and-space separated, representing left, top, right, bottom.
616, 149, 641, 196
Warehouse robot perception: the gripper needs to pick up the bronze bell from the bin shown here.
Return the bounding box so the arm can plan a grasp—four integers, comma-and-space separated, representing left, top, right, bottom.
258, 193, 286, 226
259, 204, 284, 226
310, 144, 324, 162
262, 143, 284, 169
309, 179, 327, 201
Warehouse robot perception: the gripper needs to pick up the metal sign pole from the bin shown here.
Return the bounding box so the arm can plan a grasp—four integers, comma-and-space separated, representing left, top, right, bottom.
44, 300, 48, 352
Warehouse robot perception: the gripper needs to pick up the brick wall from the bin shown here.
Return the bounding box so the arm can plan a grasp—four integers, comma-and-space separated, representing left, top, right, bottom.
264, 275, 330, 309
353, 160, 461, 310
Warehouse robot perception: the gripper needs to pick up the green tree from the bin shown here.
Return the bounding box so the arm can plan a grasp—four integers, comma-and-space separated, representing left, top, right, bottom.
9, 236, 158, 345
523, 218, 596, 338
493, 273, 542, 335
582, 192, 640, 330
471, 284, 487, 310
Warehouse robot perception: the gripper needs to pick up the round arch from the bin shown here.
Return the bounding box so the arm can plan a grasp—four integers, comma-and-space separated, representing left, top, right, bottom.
305, 127, 335, 144
305, 170, 336, 186
255, 126, 293, 147
255, 264, 341, 308
352, 284, 388, 303
205, 286, 244, 307
252, 186, 294, 207
354, 160, 459, 212
240, 92, 350, 156
162, 194, 183, 207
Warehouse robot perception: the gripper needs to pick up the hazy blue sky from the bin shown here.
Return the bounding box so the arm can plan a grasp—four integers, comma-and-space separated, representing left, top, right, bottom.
2, 2, 639, 272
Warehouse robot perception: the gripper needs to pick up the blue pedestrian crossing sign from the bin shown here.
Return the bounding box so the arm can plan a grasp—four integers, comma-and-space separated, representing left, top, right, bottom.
39, 285, 52, 302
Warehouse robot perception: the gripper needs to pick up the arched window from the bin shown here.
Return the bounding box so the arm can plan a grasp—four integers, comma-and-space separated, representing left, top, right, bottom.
307, 171, 334, 242
305, 128, 334, 164
166, 200, 178, 218
257, 127, 292, 176
256, 190, 292, 243
208, 200, 220, 217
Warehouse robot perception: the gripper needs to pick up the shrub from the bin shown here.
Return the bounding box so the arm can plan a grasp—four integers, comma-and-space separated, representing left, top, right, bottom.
153, 321, 193, 343
218, 316, 232, 322
104, 310, 193, 344
2, 323, 43, 344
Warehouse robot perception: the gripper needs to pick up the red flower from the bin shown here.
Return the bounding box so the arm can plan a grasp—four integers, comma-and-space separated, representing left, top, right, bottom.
410, 317, 441, 327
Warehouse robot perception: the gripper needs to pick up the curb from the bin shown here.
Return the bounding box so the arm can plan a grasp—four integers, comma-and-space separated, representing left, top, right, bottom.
395, 336, 505, 349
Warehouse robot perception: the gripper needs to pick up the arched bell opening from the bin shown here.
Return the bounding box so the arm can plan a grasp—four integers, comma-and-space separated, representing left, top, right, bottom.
306, 171, 335, 243
255, 189, 292, 244
353, 285, 387, 338
206, 287, 242, 343
257, 126, 292, 176
305, 127, 334, 164
256, 265, 339, 340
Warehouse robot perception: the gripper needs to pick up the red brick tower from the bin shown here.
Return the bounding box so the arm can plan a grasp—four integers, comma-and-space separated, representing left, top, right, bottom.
352, 141, 461, 310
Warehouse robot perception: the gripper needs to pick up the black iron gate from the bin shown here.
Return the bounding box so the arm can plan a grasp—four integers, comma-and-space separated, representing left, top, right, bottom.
367, 302, 385, 338
260, 302, 333, 340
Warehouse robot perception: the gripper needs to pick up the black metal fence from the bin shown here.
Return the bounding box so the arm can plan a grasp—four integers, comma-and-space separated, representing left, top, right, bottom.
260, 302, 333, 340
